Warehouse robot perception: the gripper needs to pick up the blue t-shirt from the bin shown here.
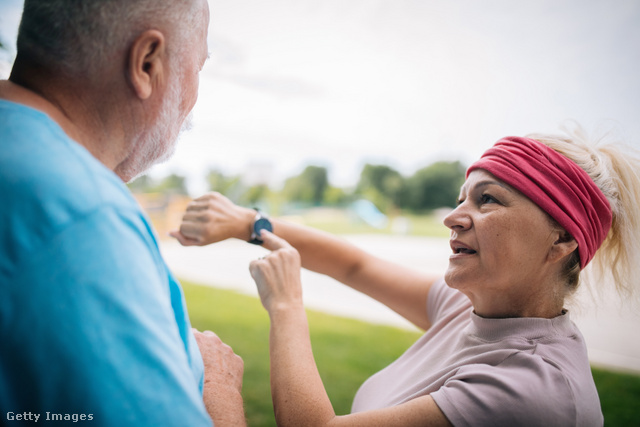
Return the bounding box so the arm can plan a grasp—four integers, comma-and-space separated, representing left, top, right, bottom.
0, 100, 212, 425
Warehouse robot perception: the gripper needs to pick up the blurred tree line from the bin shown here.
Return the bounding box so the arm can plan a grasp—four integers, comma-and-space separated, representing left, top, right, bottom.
354, 161, 466, 212
128, 160, 466, 214
128, 173, 189, 196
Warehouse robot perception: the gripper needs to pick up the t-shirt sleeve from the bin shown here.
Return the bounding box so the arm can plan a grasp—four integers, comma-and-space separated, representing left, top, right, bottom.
0, 206, 212, 426
431, 352, 577, 427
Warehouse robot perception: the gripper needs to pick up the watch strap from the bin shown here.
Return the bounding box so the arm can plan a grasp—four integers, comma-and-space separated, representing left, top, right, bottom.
249, 209, 269, 244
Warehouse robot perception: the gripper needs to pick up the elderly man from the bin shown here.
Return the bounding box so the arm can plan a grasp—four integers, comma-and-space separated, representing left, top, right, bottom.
0, 1, 244, 425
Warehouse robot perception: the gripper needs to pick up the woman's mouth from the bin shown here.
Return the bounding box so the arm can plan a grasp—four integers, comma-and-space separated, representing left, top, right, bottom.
450, 240, 477, 257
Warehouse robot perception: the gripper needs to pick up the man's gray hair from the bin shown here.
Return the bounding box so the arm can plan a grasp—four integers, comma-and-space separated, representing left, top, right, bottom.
16, 0, 200, 76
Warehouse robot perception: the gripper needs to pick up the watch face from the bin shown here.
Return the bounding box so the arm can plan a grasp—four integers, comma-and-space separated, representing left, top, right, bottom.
254, 217, 273, 235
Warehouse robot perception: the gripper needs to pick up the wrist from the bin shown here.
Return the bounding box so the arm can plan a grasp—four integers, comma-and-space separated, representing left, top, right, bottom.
268, 301, 305, 320
204, 389, 246, 427
234, 207, 256, 241
248, 209, 273, 245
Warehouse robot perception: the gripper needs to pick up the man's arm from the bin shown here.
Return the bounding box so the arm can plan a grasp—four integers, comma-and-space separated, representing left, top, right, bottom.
3, 207, 212, 425
193, 330, 246, 427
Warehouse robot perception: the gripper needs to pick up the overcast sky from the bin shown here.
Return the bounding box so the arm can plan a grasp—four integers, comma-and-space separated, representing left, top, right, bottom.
2, 0, 639, 194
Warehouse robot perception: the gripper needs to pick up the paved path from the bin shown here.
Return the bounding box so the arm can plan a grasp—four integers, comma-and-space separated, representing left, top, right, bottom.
160, 235, 640, 374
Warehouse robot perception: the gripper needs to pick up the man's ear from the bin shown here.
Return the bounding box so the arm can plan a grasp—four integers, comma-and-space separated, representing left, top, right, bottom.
127, 30, 166, 100
548, 229, 579, 264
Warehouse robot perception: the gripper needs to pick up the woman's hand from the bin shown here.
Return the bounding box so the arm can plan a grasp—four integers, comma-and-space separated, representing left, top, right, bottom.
169, 192, 255, 246
249, 230, 303, 314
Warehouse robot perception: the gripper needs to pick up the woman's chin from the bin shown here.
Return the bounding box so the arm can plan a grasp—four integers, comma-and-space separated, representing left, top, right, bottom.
444, 266, 469, 290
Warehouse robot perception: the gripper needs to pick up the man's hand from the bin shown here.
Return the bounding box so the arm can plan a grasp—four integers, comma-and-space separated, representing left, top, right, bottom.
193, 329, 246, 427
169, 192, 254, 246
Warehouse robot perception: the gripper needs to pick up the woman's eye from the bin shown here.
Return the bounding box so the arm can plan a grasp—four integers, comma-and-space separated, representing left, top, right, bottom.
480, 194, 497, 204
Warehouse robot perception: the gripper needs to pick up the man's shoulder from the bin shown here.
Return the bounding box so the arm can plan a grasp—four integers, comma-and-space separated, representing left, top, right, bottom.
0, 101, 147, 275
1, 99, 138, 211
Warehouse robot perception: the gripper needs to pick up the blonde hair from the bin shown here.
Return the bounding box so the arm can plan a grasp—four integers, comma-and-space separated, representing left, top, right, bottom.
527, 124, 640, 302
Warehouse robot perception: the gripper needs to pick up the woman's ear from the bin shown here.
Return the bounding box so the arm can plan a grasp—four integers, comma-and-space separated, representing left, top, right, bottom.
548, 229, 579, 264
127, 30, 166, 100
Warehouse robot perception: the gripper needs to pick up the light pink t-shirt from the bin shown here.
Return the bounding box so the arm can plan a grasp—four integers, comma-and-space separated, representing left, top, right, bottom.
351, 279, 603, 426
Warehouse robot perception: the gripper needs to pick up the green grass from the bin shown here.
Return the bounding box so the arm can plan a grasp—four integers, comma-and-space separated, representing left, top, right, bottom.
183, 281, 420, 426
592, 367, 640, 426
182, 281, 640, 426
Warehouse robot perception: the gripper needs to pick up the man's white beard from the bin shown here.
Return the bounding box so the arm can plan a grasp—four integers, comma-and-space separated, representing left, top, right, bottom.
152, 110, 194, 166
123, 82, 192, 182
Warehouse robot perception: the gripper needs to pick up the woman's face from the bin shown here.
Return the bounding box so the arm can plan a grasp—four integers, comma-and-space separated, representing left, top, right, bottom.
443, 169, 560, 317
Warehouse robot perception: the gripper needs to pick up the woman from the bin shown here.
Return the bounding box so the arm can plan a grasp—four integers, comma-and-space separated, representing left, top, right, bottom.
172, 128, 640, 426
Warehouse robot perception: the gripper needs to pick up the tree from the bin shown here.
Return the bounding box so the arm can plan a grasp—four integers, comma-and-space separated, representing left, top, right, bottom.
127, 173, 188, 195
405, 161, 466, 211
206, 169, 243, 200
282, 165, 328, 205
154, 173, 188, 195
355, 164, 407, 212
239, 184, 269, 206
127, 174, 154, 193
323, 185, 350, 206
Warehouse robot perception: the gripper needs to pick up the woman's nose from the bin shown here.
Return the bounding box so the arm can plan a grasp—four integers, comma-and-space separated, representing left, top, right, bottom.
443, 204, 472, 232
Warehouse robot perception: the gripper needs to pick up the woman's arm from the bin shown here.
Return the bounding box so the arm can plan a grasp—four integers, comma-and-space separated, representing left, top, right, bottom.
171, 192, 440, 330
250, 231, 451, 427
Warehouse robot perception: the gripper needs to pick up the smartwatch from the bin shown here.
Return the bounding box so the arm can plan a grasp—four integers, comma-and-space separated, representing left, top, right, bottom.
249, 209, 273, 244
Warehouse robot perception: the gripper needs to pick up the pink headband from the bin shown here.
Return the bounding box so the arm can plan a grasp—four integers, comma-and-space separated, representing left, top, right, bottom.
467, 136, 612, 269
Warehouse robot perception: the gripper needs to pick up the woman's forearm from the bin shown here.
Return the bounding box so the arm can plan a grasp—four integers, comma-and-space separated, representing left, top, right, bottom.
270, 218, 368, 281
247, 229, 450, 427
266, 305, 451, 427
268, 218, 434, 329
201, 203, 366, 282
268, 305, 337, 427
175, 194, 434, 329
